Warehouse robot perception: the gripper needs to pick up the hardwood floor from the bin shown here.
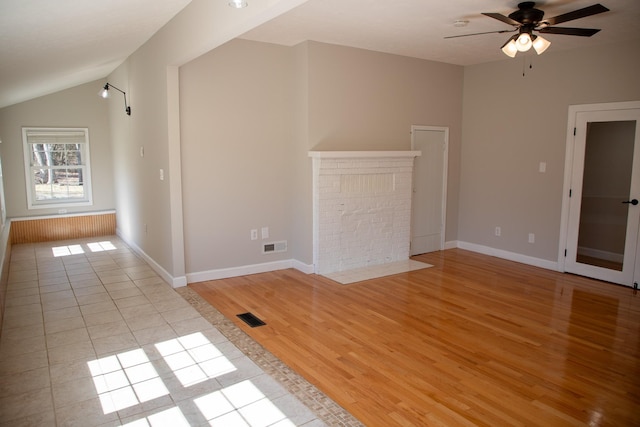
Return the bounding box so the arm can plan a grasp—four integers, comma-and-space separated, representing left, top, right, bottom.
190, 249, 640, 426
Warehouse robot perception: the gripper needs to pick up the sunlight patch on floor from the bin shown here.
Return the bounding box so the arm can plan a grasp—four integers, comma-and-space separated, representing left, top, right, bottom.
52, 240, 117, 257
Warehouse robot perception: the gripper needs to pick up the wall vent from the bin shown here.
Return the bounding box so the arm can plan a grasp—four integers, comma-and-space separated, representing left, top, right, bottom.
263, 240, 287, 254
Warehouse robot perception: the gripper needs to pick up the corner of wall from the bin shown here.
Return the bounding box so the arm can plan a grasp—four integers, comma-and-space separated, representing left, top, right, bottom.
0, 220, 12, 338
116, 228, 186, 289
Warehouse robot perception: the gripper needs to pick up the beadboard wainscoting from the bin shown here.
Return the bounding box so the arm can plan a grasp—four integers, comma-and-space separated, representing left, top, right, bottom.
9, 211, 116, 244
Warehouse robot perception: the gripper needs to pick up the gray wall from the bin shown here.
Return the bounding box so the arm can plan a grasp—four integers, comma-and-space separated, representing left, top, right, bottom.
178, 39, 464, 274
0, 80, 114, 218
105, 0, 307, 284
2, 0, 638, 283
179, 39, 296, 273
459, 39, 640, 262
304, 42, 463, 255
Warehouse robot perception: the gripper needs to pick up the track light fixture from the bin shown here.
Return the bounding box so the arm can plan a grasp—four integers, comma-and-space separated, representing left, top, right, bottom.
99, 83, 131, 116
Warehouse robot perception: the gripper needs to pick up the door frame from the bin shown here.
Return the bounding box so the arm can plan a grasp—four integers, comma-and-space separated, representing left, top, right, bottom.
558, 101, 640, 287
410, 125, 448, 255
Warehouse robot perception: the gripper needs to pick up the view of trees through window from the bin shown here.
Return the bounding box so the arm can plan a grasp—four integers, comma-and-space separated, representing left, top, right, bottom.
30, 143, 85, 200
22, 127, 91, 208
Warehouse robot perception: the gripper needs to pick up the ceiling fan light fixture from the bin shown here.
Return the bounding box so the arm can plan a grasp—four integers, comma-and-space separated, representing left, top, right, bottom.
532, 35, 551, 54
466, 2, 609, 60
516, 32, 533, 52
501, 39, 518, 58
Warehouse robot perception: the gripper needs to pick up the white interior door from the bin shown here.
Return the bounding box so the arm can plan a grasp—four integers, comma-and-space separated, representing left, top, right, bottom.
564, 106, 640, 287
410, 126, 448, 256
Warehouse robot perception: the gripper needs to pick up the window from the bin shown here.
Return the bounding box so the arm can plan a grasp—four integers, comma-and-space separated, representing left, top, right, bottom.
22, 127, 93, 209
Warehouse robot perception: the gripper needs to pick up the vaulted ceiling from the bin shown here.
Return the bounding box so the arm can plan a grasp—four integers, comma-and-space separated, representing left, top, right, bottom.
1, 0, 639, 109
0, 0, 192, 108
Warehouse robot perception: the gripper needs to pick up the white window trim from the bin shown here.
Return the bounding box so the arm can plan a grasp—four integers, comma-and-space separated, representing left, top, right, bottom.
22, 127, 93, 210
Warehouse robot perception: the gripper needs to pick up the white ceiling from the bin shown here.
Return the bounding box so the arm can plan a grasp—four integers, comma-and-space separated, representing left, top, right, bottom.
1, 0, 639, 109
240, 0, 640, 65
0, 0, 192, 109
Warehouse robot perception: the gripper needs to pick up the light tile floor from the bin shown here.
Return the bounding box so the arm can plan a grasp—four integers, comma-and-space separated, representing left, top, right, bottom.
0, 237, 327, 427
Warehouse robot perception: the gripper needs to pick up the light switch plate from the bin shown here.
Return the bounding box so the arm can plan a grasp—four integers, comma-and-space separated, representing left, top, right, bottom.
539, 162, 546, 173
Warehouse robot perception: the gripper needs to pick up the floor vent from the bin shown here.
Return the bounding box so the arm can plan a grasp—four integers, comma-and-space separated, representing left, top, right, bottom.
236, 312, 266, 328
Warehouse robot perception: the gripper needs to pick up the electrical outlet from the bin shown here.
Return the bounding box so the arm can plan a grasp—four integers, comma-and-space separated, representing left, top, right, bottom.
495, 226, 501, 237
251, 229, 258, 240
261, 227, 269, 239
528, 233, 535, 243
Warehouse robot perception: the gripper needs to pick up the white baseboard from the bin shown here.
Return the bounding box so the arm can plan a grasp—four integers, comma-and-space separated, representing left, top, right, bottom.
577, 246, 623, 263
113, 230, 559, 285
292, 259, 315, 274
116, 229, 187, 289
186, 259, 314, 283
444, 240, 458, 250
456, 241, 559, 271
116, 226, 314, 286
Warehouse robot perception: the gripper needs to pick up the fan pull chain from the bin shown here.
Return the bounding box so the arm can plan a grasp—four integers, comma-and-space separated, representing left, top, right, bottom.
522, 56, 533, 77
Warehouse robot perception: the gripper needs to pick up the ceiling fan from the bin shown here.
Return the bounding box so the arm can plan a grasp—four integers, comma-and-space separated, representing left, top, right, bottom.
446, 2, 610, 57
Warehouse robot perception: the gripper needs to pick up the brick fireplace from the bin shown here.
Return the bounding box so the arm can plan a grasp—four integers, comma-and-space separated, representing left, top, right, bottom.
309, 151, 421, 275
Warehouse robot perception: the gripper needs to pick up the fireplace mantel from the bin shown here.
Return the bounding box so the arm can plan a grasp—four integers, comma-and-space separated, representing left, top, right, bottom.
309, 150, 421, 275
308, 151, 421, 159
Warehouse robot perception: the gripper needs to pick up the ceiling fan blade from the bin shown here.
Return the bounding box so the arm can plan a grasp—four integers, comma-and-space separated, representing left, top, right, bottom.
543, 4, 609, 26
444, 29, 516, 39
482, 12, 521, 26
538, 27, 601, 37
